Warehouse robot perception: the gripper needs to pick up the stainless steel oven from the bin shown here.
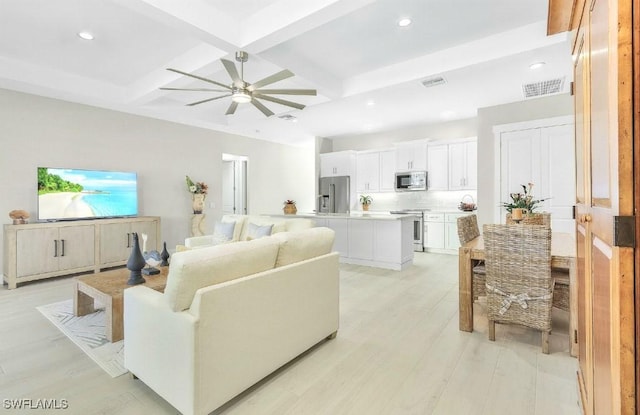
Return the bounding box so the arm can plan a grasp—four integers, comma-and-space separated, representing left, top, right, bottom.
390, 209, 425, 251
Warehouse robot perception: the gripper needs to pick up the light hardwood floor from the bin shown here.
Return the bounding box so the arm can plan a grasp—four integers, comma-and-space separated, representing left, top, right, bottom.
0, 252, 580, 415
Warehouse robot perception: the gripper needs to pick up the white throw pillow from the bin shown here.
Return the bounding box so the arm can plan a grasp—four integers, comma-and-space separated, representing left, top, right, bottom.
213, 221, 235, 243
245, 223, 273, 240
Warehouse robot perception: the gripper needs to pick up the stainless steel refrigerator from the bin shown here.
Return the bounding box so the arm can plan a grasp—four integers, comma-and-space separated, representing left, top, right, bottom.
318, 176, 350, 213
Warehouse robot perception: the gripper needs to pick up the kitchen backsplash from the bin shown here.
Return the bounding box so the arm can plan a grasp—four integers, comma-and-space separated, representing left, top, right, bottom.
359, 190, 478, 212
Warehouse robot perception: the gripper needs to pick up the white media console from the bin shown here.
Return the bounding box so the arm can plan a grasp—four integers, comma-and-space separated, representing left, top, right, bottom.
3, 216, 160, 289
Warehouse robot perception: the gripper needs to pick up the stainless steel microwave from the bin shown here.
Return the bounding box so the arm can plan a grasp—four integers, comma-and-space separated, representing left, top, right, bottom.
395, 171, 428, 191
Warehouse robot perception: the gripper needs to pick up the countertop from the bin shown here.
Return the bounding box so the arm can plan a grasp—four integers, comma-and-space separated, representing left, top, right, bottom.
275, 212, 417, 221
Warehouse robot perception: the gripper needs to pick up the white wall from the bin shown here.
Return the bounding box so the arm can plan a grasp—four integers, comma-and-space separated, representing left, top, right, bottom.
0, 88, 316, 276
328, 118, 478, 152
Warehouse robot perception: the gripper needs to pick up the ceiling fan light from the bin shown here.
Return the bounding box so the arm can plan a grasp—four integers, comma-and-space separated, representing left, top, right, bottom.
232, 90, 251, 103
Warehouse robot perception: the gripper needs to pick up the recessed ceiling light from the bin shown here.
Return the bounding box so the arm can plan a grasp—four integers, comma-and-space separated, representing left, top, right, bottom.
529, 61, 546, 70
77, 31, 94, 40
398, 18, 412, 27
366, 100, 375, 107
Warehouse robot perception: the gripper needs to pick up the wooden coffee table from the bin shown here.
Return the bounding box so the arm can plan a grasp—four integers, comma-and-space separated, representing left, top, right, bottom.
73, 267, 169, 342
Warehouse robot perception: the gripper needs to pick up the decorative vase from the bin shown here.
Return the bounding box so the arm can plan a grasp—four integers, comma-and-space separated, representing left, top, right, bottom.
160, 242, 170, 266
126, 233, 146, 285
192, 193, 205, 214
362, 204, 370, 211
283, 203, 297, 215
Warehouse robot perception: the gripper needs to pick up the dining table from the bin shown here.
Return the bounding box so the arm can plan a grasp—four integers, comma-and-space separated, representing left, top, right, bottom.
458, 232, 577, 357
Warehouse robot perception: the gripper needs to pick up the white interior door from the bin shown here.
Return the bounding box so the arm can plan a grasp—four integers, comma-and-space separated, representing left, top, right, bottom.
497, 119, 575, 232
222, 155, 248, 215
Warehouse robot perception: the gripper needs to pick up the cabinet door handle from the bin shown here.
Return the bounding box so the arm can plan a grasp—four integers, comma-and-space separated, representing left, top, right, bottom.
126, 232, 131, 248
60, 239, 65, 257
53, 239, 58, 258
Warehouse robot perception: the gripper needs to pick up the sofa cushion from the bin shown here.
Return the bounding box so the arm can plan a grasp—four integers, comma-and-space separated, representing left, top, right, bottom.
213, 221, 235, 242
221, 215, 247, 242
245, 222, 273, 240
271, 227, 335, 267
164, 237, 280, 311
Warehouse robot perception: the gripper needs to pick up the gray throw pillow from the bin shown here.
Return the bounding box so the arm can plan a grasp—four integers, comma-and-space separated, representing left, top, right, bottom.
245, 222, 273, 240
213, 221, 235, 242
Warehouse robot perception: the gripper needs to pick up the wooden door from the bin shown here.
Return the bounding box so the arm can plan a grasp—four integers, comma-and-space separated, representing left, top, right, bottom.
58, 225, 95, 271
16, 228, 59, 277
573, 0, 635, 414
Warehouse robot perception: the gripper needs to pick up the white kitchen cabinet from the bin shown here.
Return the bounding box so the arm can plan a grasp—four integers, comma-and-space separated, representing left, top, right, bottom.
356, 151, 380, 192
348, 220, 374, 260
424, 217, 445, 249
320, 151, 356, 177
379, 149, 396, 192
395, 140, 428, 171
448, 140, 477, 190
325, 218, 349, 258
422, 212, 467, 253
444, 213, 466, 250
426, 144, 448, 190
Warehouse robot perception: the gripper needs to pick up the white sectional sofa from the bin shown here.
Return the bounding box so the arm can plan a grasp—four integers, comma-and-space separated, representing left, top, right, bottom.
184, 214, 316, 249
124, 226, 338, 415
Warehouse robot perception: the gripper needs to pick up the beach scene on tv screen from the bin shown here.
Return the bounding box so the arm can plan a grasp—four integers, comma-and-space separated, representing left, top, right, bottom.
38, 168, 138, 220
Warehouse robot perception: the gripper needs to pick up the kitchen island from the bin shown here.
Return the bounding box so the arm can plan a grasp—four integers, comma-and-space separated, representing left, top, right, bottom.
277, 212, 415, 270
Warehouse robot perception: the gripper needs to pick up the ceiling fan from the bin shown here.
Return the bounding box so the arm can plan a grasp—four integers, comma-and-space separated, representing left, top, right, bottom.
161, 51, 316, 117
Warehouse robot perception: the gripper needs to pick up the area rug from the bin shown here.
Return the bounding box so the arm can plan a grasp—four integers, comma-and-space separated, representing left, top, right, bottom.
36, 300, 127, 377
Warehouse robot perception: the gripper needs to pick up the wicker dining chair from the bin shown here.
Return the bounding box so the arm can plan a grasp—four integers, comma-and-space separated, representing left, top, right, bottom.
504, 212, 568, 312
483, 224, 554, 354
457, 214, 486, 300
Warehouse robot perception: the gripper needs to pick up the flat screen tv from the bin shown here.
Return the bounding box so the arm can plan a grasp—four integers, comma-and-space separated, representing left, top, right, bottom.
37, 167, 138, 221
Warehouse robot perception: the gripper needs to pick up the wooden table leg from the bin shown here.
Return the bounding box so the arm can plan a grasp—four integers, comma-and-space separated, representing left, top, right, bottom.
74, 283, 95, 316
459, 246, 473, 332
109, 296, 124, 342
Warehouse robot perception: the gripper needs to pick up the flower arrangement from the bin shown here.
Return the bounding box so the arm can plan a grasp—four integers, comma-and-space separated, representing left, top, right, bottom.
359, 195, 373, 205
283, 200, 296, 205
502, 183, 547, 213
185, 175, 208, 195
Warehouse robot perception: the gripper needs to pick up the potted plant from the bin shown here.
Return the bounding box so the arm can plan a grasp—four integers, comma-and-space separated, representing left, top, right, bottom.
283, 199, 297, 215
502, 183, 548, 223
359, 195, 373, 211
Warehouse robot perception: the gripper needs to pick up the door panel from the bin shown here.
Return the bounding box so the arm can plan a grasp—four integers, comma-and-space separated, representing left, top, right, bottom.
592, 238, 613, 414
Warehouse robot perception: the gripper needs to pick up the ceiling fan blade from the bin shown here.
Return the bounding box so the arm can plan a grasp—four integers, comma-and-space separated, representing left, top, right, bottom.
251, 98, 275, 117
166, 68, 231, 90
225, 101, 238, 115
186, 94, 231, 106
221, 59, 242, 87
254, 88, 317, 96
253, 94, 305, 110
160, 87, 229, 92
248, 69, 294, 91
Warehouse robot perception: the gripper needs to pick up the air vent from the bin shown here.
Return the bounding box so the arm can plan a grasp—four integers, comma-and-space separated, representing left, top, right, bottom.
421, 76, 447, 88
278, 114, 297, 121
522, 78, 565, 98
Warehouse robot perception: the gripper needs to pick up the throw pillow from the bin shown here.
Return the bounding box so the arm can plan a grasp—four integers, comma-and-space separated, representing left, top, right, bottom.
245, 222, 273, 240
213, 221, 235, 243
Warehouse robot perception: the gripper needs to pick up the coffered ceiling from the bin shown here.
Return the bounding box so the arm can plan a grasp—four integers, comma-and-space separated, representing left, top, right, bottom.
0, 0, 572, 145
